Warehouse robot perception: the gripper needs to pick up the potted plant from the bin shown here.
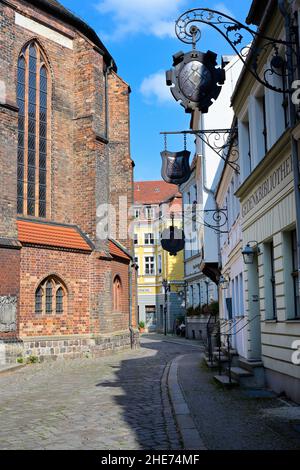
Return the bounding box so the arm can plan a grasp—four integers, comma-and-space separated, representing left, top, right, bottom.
138, 321, 145, 333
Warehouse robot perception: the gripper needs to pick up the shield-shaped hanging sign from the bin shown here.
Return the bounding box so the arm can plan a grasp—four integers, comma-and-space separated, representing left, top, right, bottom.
161, 226, 185, 257
161, 150, 191, 185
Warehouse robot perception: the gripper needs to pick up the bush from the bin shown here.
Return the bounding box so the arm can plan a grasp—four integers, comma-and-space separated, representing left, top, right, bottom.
194, 305, 203, 316
138, 321, 145, 329
187, 302, 219, 317
27, 355, 39, 364
186, 307, 195, 317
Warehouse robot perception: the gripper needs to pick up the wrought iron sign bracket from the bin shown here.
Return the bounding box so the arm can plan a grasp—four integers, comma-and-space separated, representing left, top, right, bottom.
202, 208, 229, 235
175, 7, 299, 95
161, 128, 240, 173
184, 205, 229, 234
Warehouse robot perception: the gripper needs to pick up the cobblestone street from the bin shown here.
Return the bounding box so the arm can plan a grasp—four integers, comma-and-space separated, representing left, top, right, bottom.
1, 336, 300, 451
0, 336, 197, 450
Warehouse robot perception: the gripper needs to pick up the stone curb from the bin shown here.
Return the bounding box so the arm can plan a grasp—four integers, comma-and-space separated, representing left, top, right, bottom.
0, 363, 26, 375
167, 355, 207, 451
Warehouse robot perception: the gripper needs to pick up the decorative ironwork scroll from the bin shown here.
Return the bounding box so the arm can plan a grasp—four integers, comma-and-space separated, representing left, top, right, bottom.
175, 7, 298, 94
201, 208, 228, 234
161, 128, 240, 173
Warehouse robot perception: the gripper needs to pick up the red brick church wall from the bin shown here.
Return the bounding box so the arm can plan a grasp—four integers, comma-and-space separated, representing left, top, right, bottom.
0, 0, 137, 351
19, 246, 91, 338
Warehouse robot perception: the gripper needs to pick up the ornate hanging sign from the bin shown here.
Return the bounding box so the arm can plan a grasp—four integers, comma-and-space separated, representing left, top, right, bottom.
161, 150, 191, 185
161, 133, 191, 185
161, 215, 185, 257
166, 49, 225, 113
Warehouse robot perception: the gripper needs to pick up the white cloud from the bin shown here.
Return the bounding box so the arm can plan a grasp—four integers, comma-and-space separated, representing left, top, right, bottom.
214, 3, 234, 19
140, 71, 173, 104
95, 1, 235, 41
95, 0, 187, 40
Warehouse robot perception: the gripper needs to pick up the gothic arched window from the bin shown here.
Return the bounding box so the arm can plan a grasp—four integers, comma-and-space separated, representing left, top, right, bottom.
17, 42, 50, 218
35, 277, 66, 315
113, 276, 122, 312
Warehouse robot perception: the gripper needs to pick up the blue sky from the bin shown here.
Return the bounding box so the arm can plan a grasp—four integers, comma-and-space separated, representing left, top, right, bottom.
60, 0, 252, 181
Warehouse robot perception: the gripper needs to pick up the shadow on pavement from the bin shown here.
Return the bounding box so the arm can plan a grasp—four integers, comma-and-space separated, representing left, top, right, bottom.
94, 337, 196, 450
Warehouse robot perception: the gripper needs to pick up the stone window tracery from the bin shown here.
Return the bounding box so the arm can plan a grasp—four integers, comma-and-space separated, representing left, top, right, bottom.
17, 42, 50, 217
35, 277, 66, 315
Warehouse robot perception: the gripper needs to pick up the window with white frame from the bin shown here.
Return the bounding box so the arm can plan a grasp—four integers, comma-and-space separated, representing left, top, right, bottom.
189, 285, 194, 307
239, 273, 244, 316
197, 283, 201, 306
145, 206, 154, 220
134, 234, 138, 245
145, 256, 155, 275
264, 241, 277, 321
158, 254, 162, 275
144, 233, 154, 245
194, 184, 198, 203
291, 230, 300, 318
265, 55, 289, 146
238, 115, 252, 181
248, 90, 268, 168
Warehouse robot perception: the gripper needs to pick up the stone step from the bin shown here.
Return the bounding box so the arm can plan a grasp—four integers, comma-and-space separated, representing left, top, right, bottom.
221, 348, 238, 357
213, 375, 239, 388
213, 353, 228, 362
227, 367, 253, 379
204, 356, 219, 369
238, 358, 264, 374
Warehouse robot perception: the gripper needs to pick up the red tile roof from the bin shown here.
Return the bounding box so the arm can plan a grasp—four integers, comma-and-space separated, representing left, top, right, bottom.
134, 181, 179, 205
17, 220, 92, 251
109, 240, 131, 260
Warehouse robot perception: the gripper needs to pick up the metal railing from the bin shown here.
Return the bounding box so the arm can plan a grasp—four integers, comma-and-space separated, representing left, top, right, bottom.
206, 314, 261, 383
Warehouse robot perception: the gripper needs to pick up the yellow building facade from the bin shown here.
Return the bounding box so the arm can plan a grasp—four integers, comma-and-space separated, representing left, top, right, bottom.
134, 182, 185, 332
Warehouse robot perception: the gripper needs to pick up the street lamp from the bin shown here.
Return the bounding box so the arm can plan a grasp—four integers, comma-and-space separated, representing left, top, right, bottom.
162, 279, 171, 336
219, 275, 230, 290
242, 242, 260, 265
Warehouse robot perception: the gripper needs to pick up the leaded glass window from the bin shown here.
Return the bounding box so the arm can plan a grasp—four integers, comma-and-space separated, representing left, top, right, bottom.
17, 42, 50, 218
56, 287, 64, 314
35, 287, 43, 314
46, 280, 53, 314
35, 277, 66, 315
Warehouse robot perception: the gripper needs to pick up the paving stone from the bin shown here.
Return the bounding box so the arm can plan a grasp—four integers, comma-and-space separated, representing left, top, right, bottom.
178, 353, 300, 450
0, 335, 196, 450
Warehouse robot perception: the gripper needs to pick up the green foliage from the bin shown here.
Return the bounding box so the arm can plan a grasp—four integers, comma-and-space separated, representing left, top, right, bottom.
27, 355, 39, 364
17, 357, 24, 364
138, 321, 145, 329
194, 305, 203, 316
186, 302, 219, 317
